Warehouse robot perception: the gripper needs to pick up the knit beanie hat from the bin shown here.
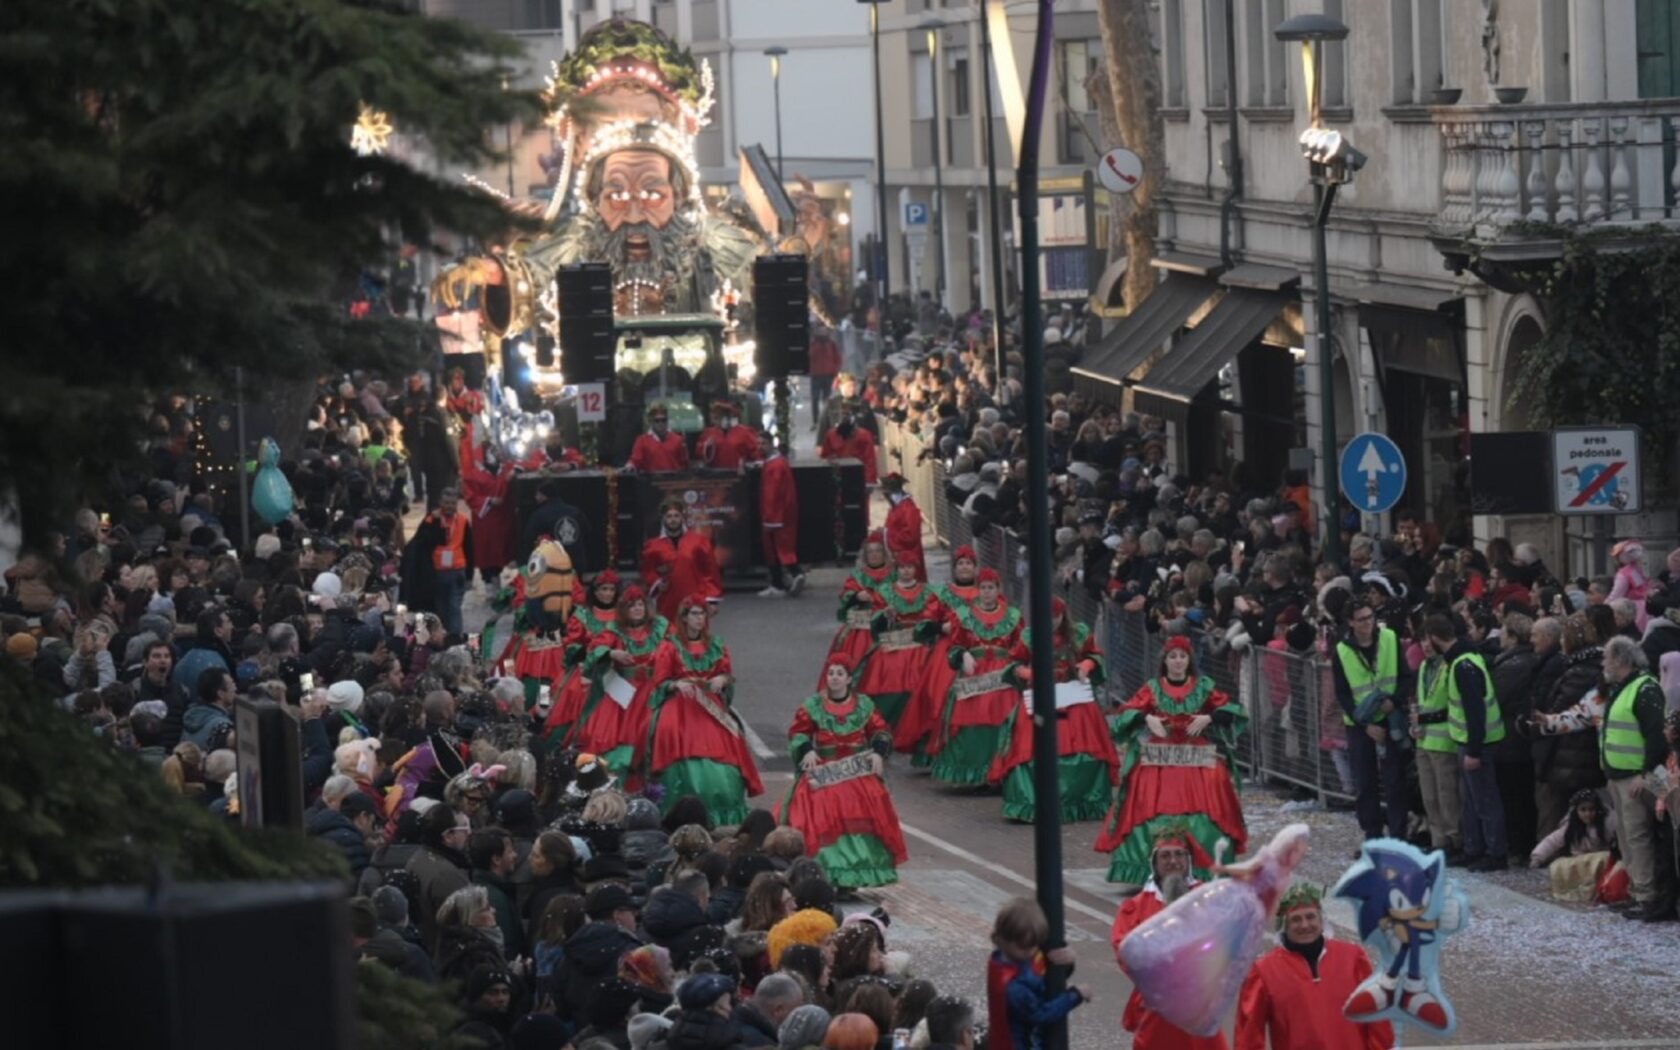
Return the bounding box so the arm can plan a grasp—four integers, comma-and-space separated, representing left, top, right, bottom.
628, 1013, 674, 1050
371, 885, 409, 926
253, 533, 282, 561
5, 633, 38, 661
778, 1005, 832, 1050
313, 571, 343, 599
676, 971, 734, 1011
326, 679, 365, 714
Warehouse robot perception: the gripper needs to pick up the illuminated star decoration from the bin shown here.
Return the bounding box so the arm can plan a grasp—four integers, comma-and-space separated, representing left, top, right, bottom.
351, 103, 394, 156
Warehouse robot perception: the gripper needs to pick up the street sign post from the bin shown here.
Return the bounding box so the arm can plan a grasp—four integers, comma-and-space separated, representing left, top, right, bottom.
1095, 147, 1143, 195
1553, 426, 1641, 514
1339, 432, 1407, 514
903, 201, 930, 228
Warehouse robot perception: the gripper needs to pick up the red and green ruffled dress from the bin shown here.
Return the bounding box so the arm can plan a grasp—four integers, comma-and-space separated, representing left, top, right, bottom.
646, 634, 765, 825
895, 581, 978, 765
855, 581, 945, 730
824, 564, 892, 683
990, 623, 1118, 823
780, 692, 909, 887
537, 603, 617, 747
930, 602, 1027, 787
565, 614, 669, 781
1095, 675, 1248, 885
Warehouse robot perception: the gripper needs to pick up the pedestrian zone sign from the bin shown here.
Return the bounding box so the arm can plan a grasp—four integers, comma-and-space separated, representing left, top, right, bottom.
1553, 426, 1641, 514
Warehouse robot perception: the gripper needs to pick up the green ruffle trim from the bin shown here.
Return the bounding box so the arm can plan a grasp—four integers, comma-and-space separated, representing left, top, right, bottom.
1001, 756, 1112, 823
815, 833, 900, 888
930, 725, 1005, 786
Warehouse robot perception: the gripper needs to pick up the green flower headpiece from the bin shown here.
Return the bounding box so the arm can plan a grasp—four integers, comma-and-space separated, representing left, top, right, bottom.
1275, 882, 1324, 928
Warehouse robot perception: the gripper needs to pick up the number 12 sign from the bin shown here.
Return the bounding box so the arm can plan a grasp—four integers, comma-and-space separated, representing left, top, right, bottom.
575, 382, 606, 422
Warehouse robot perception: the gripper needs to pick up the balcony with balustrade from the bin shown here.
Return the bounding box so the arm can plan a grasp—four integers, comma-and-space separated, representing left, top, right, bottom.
1429, 99, 1680, 281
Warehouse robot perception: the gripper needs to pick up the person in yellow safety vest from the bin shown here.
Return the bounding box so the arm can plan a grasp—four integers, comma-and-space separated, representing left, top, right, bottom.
1596, 636, 1674, 923
1420, 614, 1508, 872
1412, 649, 1464, 862
1332, 599, 1414, 843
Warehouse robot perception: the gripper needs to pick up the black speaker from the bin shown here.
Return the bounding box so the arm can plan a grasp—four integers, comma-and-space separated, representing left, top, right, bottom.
753, 254, 810, 380
558, 263, 615, 383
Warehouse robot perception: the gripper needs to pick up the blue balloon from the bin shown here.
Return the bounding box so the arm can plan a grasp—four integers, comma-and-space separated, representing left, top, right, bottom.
251, 437, 294, 525
1332, 837, 1468, 1037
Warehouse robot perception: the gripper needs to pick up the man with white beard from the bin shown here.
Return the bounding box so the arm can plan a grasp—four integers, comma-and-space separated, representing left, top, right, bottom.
1108, 826, 1230, 1050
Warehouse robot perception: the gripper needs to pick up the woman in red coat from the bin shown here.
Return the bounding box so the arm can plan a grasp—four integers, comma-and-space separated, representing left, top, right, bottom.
1096, 635, 1248, 886
856, 557, 944, 730
931, 569, 1027, 787
459, 448, 518, 586
780, 661, 909, 888
538, 571, 620, 747
824, 532, 892, 683
567, 584, 669, 782
895, 545, 980, 763
881, 474, 926, 581
646, 597, 764, 824
992, 597, 1118, 822
758, 435, 804, 596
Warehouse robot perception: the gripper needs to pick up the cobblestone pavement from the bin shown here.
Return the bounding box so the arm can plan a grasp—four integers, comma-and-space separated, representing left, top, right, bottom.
468, 503, 1680, 1049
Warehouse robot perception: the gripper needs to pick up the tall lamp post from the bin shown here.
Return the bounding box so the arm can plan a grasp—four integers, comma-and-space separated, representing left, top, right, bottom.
501, 74, 516, 197
765, 47, 788, 183
978, 5, 1008, 382
858, 0, 891, 327
921, 18, 948, 308
1274, 13, 1365, 568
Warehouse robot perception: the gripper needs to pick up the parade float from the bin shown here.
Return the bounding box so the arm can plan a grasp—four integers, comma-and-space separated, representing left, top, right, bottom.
430, 18, 866, 576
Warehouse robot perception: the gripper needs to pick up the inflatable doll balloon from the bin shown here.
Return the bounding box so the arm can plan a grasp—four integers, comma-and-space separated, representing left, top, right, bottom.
1116, 823, 1310, 1038
1333, 838, 1467, 1036
251, 438, 294, 525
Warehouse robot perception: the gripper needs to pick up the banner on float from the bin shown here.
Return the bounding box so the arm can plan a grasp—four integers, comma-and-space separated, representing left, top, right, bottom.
807, 752, 876, 789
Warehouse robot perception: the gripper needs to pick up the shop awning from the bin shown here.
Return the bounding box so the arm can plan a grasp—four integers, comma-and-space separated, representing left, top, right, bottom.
1071, 273, 1218, 399
1133, 287, 1291, 418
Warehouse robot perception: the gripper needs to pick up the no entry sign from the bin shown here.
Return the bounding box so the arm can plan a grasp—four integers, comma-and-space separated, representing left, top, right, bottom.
1552, 426, 1641, 514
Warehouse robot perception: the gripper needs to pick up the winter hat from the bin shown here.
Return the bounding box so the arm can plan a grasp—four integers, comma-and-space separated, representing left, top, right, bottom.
371, 885, 409, 926
340, 792, 379, 820
312, 572, 343, 599
676, 971, 735, 1011
625, 796, 662, 831
778, 1005, 832, 1050
5, 633, 38, 661
465, 962, 514, 1004
767, 908, 838, 967
347, 623, 383, 654
618, 943, 675, 994
628, 1013, 674, 1050
326, 680, 365, 714
253, 533, 282, 561
131, 699, 170, 720
235, 660, 263, 689
512, 1014, 571, 1050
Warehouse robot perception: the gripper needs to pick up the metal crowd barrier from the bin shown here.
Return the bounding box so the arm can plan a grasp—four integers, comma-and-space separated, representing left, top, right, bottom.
878, 416, 1355, 806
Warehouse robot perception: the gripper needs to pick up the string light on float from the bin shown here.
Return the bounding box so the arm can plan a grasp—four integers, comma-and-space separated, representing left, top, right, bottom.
351, 103, 393, 156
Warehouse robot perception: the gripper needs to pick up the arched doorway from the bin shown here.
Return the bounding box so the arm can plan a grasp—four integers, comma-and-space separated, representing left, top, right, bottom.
1499, 313, 1544, 430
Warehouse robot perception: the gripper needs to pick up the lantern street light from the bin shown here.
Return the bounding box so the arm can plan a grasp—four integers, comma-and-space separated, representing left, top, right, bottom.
857, 0, 891, 319
1274, 13, 1364, 567
764, 47, 789, 183
920, 18, 948, 308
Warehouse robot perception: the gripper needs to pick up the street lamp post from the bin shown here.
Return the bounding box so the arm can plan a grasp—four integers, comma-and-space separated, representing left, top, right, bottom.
978, 6, 1008, 382
858, 0, 891, 328
765, 47, 788, 183
1275, 13, 1365, 569
922, 19, 948, 308
502, 75, 516, 198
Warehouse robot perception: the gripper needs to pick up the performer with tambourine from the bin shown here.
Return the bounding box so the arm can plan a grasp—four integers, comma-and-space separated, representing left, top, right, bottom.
780, 661, 908, 888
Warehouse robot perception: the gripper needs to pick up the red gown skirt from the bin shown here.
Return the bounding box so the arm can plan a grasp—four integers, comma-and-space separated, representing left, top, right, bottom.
1094, 742, 1247, 855
649, 689, 766, 796
894, 635, 957, 756
854, 638, 933, 730
781, 765, 909, 862
990, 697, 1119, 781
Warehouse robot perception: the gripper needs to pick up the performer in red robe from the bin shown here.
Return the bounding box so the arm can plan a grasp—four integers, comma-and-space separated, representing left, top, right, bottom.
697, 401, 761, 470
639, 499, 723, 622
757, 433, 805, 597
567, 584, 669, 782
443, 366, 486, 464
538, 431, 588, 471
895, 545, 980, 762
646, 597, 764, 824
819, 401, 878, 485
824, 531, 892, 683
459, 447, 519, 586
1235, 885, 1393, 1050
780, 661, 908, 888
1097, 635, 1248, 886
626, 405, 689, 473
537, 571, 619, 747
931, 569, 1027, 787
1110, 828, 1230, 1050
881, 473, 926, 581
855, 558, 944, 730
992, 598, 1118, 822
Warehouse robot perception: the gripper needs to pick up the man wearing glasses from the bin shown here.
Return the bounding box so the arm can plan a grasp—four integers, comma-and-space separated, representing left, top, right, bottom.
1333, 599, 1414, 845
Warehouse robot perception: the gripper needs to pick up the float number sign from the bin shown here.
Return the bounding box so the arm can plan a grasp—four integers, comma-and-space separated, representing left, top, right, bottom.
575, 382, 607, 423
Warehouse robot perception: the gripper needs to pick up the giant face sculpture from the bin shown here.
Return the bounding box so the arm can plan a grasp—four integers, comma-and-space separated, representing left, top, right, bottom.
597, 149, 677, 237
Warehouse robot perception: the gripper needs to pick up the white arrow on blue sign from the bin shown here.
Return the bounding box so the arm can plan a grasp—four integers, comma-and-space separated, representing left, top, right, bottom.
1338, 432, 1407, 514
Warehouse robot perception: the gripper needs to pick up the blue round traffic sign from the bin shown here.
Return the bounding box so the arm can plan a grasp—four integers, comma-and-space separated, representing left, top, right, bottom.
1339, 432, 1407, 514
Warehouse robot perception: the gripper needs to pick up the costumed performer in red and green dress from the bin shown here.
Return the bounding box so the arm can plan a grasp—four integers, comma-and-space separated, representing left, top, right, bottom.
781, 661, 909, 888
895, 544, 980, 765
930, 569, 1027, 787
824, 531, 893, 684
646, 596, 764, 824
855, 555, 945, 731
538, 570, 619, 747
567, 583, 668, 782
991, 597, 1118, 822
1096, 634, 1247, 886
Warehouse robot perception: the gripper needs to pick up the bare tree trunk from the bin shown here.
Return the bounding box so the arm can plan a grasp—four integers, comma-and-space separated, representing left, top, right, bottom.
1097, 0, 1166, 312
